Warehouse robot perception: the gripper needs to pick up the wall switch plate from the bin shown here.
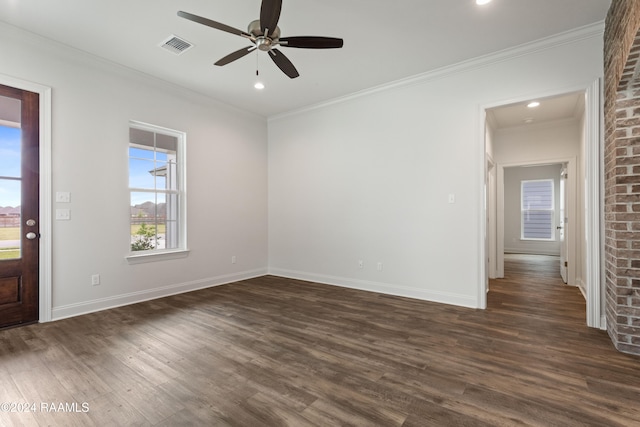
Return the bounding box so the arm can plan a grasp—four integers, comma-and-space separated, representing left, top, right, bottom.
377, 262, 383, 271
91, 274, 100, 286
231, 256, 236, 264
56, 191, 71, 203
448, 194, 456, 204
358, 260, 364, 269
55, 209, 70, 220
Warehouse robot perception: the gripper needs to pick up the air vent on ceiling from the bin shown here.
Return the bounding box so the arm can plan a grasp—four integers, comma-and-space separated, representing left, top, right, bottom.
159, 35, 194, 55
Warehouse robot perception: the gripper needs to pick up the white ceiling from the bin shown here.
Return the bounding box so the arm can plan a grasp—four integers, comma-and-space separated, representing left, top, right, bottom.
488, 91, 585, 130
0, 0, 611, 117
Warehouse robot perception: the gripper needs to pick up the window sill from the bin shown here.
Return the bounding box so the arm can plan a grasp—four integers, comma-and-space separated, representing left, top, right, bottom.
126, 249, 190, 264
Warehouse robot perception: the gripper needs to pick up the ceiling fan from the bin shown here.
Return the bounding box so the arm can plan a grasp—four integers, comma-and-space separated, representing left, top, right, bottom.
178, 0, 343, 79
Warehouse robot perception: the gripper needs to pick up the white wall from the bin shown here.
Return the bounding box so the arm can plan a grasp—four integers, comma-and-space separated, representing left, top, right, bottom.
268, 26, 604, 308
503, 164, 563, 255
0, 23, 268, 319
493, 120, 581, 165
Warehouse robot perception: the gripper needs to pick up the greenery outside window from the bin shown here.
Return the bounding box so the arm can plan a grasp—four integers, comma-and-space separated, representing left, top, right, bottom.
128, 121, 186, 258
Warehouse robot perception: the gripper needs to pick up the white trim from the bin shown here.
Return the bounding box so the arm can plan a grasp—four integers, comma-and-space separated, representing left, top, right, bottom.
585, 79, 602, 329
125, 249, 190, 264
0, 73, 52, 323
128, 120, 188, 257
269, 268, 478, 309
51, 268, 267, 321
270, 22, 605, 122
480, 80, 603, 329
478, 108, 488, 308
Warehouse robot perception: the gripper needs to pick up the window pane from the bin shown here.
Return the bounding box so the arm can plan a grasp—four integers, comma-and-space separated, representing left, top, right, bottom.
129, 158, 156, 189
523, 210, 554, 239
152, 161, 167, 189
0, 126, 21, 179
522, 180, 553, 210
129, 146, 154, 160
130, 191, 158, 251
0, 179, 21, 259
128, 121, 184, 254
521, 179, 554, 240
165, 192, 179, 249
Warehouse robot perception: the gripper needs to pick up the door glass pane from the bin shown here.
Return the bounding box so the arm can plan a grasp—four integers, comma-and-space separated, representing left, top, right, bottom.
0, 124, 22, 260
0, 179, 21, 260
0, 126, 21, 177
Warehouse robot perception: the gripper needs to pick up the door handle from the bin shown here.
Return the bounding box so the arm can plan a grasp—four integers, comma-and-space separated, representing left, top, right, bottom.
26, 232, 38, 240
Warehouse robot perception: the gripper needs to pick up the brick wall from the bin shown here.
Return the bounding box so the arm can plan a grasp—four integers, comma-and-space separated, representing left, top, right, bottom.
604, 0, 640, 355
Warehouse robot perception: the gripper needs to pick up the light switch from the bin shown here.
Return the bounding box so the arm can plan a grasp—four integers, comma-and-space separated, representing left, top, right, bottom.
56, 209, 70, 220
56, 191, 71, 203
448, 194, 456, 204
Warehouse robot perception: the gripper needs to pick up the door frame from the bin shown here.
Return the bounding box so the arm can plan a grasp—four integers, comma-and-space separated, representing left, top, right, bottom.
0, 74, 52, 323
496, 158, 577, 286
478, 79, 603, 329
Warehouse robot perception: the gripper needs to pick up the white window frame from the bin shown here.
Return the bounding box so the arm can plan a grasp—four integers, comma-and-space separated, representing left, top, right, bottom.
126, 121, 188, 263
520, 179, 555, 241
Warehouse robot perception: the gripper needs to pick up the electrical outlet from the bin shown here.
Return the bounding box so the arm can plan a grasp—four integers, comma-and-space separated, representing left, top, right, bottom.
91, 274, 100, 286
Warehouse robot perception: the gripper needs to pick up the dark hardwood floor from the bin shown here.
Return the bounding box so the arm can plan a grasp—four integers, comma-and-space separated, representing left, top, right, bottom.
1, 255, 639, 426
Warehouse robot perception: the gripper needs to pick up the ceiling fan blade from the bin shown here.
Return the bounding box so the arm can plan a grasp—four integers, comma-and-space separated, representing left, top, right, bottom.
260, 0, 282, 36
279, 36, 344, 49
178, 11, 252, 39
268, 49, 299, 79
214, 46, 257, 66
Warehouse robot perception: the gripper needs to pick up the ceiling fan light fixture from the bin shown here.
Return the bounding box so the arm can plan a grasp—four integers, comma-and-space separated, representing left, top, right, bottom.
254, 81, 265, 90
178, 0, 343, 80
476, 0, 492, 5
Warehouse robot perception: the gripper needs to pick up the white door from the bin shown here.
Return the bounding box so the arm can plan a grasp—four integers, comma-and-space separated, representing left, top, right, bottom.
559, 166, 568, 283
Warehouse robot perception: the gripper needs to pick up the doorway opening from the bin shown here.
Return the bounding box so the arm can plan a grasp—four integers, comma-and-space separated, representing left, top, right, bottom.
480, 81, 602, 328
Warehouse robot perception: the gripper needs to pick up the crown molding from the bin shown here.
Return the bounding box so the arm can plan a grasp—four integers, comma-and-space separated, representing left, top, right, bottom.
269, 21, 605, 122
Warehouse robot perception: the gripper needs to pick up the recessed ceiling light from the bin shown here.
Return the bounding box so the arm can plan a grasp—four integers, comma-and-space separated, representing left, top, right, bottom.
527, 101, 540, 108
254, 82, 265, 90
476, 0, 492, 5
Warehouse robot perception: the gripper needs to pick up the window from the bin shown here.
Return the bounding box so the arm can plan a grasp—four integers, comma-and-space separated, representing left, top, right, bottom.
521, 179, 554, 240
128, 121, 186, 257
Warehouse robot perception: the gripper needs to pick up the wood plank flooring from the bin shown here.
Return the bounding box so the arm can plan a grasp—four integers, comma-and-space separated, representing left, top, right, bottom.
1, 254, 640, 426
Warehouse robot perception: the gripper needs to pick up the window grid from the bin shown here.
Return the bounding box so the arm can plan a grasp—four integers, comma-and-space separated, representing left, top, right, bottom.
521, 179, 555, 241
128, 122, 185, 254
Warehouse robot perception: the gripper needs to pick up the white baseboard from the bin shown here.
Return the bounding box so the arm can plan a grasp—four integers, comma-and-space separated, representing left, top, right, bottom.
268, 268, 478, 309
51, 268, 268, 321
576, 278, 587, 299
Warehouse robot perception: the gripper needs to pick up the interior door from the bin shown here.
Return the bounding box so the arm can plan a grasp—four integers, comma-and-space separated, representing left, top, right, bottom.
559, 165, 568, 284
0, 84, 40, 328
